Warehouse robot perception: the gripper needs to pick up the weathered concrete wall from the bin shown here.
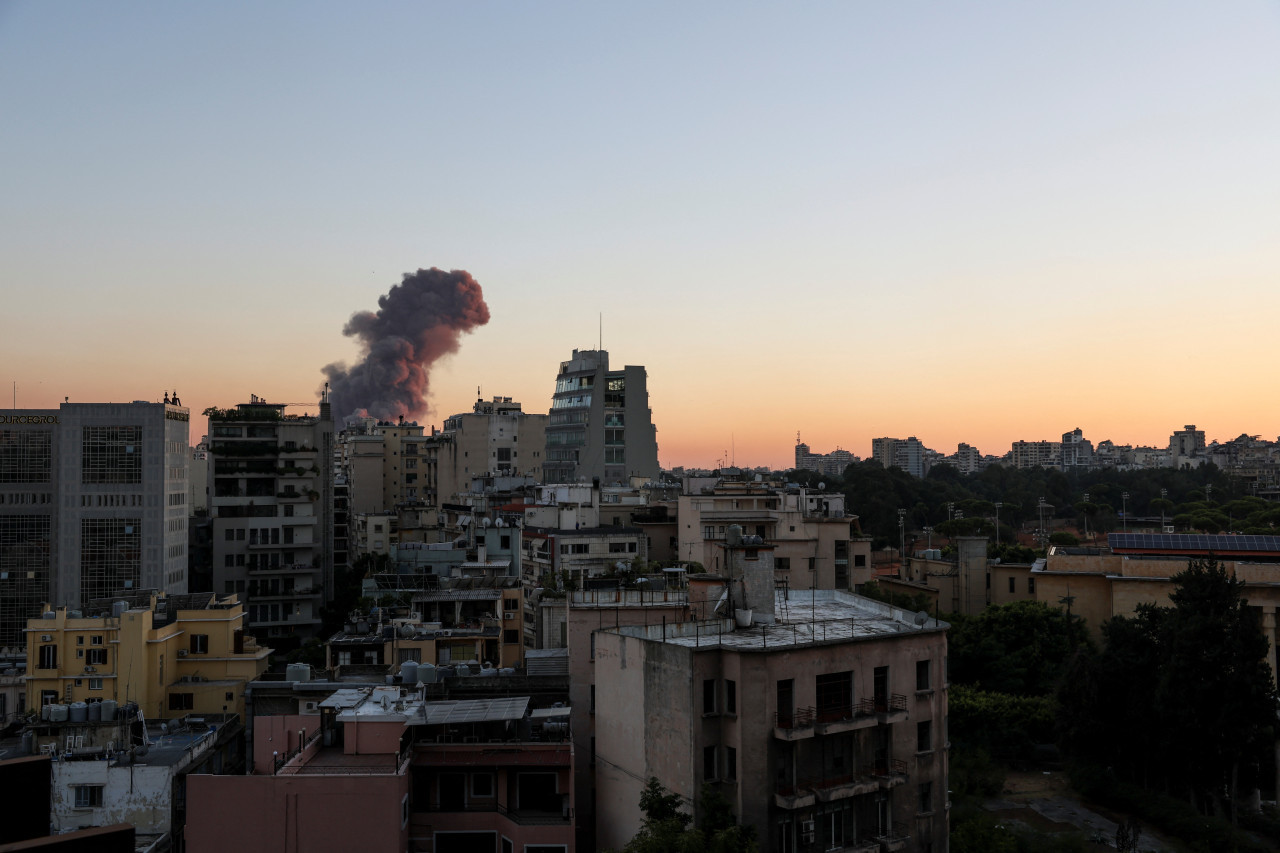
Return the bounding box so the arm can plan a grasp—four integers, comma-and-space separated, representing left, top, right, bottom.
51, 760, 172, 836
344, 718, 403, 755
253, 715, 319, 774
186, 772, 408, 853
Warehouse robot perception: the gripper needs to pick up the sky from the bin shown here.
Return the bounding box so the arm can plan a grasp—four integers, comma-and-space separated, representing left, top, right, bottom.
2, 2, 1279, 470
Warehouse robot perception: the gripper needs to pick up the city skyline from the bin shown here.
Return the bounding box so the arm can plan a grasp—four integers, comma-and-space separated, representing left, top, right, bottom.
3, 3, 1279, 471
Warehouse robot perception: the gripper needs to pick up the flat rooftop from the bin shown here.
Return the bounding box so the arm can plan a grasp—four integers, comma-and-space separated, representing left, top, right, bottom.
613, 590, 945, 651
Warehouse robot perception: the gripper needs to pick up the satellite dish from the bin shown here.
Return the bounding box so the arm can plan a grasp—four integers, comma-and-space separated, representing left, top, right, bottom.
495, 518, 505, 528
818, 482, 825, 490
913, 611, 930, 628
481, 517, 492, 528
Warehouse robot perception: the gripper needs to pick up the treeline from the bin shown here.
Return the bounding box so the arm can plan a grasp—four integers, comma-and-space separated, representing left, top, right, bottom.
789, 460, 1249, 549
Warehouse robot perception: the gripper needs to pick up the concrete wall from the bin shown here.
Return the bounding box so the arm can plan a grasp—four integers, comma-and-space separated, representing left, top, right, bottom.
186, 772, 408, 853
51, 760, 172, 836
252, 715, 319, 774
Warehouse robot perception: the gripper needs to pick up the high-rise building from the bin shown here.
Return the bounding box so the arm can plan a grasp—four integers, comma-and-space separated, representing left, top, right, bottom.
870, 436, 927, 478
544, 349, 659, 485
0, 400, 190, 648
794, 438, 858, 477
207, 395, 333, 650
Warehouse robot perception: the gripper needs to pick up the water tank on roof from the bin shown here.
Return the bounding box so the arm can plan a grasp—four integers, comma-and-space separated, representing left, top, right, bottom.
726, 525, 743, 546
21, 731, 34, 756
69, 702, 87, 723
400, 661, 418, 684
42, 611, 55, 620
87, 701, 102, 722
286, 663, 312, 683
41, 704, 51, 721
113, 600, 128, 618
49, 704, 69, 723
100, 699, 117, 721
356, 620, 369, 634
397, 624, 415, 639
382, 625, 395, 640
69, 610, 82, 619
418, 662, 437, 684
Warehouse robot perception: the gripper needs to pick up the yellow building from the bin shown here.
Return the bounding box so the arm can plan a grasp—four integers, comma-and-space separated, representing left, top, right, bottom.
26, 591, 271, 721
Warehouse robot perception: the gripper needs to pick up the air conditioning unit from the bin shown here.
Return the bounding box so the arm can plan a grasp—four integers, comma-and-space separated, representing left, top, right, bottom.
504, 612, 515, 621
41, 634, 53, 642
177, 649, 189, 657
302, 701, 319, 714
84, 666, 96, 673
800, 820, 815, 844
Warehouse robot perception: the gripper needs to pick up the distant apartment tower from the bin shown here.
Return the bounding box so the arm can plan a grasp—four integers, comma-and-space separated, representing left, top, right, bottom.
1010, 440, 1061, 470
794, 438, 858, 477
1169, 424, 1206, 469
544, 349, 659, 485
870, 436, 926, 478
207, 396, 333, 650
438, 395, 549, 501
0, 400, 190, 648
1060, 428, 1094, 468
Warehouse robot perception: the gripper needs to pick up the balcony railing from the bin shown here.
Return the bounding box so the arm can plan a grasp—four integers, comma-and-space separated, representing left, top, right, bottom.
416, 800, 571, 826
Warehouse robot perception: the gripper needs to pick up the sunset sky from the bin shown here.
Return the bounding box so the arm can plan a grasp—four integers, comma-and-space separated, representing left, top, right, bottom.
2, 2, 1278, 470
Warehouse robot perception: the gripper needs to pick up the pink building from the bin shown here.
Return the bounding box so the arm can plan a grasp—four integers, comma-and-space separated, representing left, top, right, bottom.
187, 686, 575, 853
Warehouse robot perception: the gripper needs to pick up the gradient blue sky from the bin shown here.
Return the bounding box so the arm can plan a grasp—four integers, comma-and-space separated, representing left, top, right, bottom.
3, 2, 1278, 469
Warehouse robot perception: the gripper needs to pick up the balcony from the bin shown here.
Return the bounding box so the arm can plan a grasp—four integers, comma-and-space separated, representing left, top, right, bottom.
773, 782, 816, 810
875, 693, 909, 724
870, 758, 909, 790
774, 699, 882, 740
876, 821, 911, 852
414, 800, 571, 827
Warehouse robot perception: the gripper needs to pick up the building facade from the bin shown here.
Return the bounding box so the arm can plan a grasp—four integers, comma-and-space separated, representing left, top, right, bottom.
207, 396, 333, 649
543, 349, 659, 485
1, 400, 190, 648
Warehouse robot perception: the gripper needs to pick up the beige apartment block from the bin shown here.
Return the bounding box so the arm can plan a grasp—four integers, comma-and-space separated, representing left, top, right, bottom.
592, 587, 949, 853
26, 591, 270, 722
677, 484, 871, 591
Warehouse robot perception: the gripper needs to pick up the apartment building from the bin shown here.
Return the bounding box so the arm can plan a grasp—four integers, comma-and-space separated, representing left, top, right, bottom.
870, 437, 927, 478
677, 483, 871, 591
592, 554, 949, 852
544, 349, 660, 485
187, 685, 575, 853
437, 395, 548, 504
207, 396, 333, 650
794, 439, 858, 477
25, 591, 269, 721
1009, 440, 1060, 470
0, 400, 190, 648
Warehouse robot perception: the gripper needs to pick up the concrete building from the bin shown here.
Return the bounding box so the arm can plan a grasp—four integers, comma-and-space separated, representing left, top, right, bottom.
794, 438, 858, 477
1060, 428, 1094, 469
0, 399, 190, 648
543, 349, 660, 485
1169, 424, 1207, 469
25, 591, 269, 722
677, 483, 872, 592
437, 396, 548, 504
591, 557, 950, 853
207, 395, 333, 650
187, 686, 576, 853
1009, 440, 1060, 470
870, 437, 927, 478
340, 416, 444, 515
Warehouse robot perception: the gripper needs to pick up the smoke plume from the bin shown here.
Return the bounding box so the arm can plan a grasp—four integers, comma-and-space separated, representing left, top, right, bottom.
323, 267, 490, 421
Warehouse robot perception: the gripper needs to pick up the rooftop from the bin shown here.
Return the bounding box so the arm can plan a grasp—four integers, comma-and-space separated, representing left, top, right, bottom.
611, 590, 945, 652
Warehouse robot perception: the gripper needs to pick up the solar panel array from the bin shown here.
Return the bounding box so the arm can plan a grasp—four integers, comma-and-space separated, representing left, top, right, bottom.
422, 697, 529, 725
1109, 533, 1280, 553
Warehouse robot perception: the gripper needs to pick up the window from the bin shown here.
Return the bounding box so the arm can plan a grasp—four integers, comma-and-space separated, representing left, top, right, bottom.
703, 525, 715, 539
703, 745, 717, 780
916, 659, 931, 692
1028, 576, 1036, 594
854, 554, 866, 567
89, 678, 102, 690
1008, 576, 1016, 594
86, 648, 107, 666
190, 634, 209, 654
38, 644, 57, 669
73, 785, 103, 808
471, 773, 495, 797
504, 629, 519, 644
725, 746, 737, 780
917, 720, 933, 753
90, 635, 103, 645
725, 680, 737, 715
703, 679, 717, 714
816, 671, 852, 719
337, 651, 352, 666
169, 693, 194, 711
76, 636, 84, 645
589, 685, 595, 714
918, 781, 933, 814
776, 557, 790, 571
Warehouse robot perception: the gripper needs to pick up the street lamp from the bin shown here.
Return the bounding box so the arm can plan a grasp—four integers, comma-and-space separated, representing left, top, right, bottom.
898, 509, 907, 570
1160, 488, 1167, 532
1082, 492, 1090, 540
1122, 492, 1129, 532
924, 525, 934, 550
947, 502, 955, 522
994, 502, 1002, 545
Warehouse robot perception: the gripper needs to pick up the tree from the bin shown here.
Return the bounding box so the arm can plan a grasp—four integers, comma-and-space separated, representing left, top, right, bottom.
1057, 559, 1277, 822
618, 779, 757, 853
948, 600, 1090, 696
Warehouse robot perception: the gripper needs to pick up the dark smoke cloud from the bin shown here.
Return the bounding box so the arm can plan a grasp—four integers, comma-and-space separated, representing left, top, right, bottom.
323, 268, 490, 421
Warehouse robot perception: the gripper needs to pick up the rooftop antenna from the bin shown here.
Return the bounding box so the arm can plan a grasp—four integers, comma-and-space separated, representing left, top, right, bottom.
599, 312, 602, 351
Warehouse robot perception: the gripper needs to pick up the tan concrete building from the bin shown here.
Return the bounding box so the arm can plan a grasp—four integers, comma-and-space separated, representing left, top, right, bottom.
438, 396, 547, 503
1034, 533, 1280, 677
677, 483, 871, 591
592, 584, 949, 853
26, 591, 270, 721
